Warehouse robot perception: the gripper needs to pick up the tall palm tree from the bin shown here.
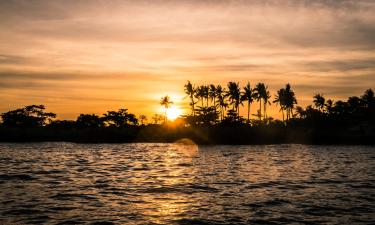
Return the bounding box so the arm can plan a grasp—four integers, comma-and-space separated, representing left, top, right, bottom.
203, 85, 209, 107
313, 94, 325, 112
226, 82, 241, 117
263, 89, 271, 120
184, 81, 196, 116
160, 95, 173, 123
254, 83, 264, 120
209, 84, 217, 108
254, 83, 270, 120
273, 87, 286, 122
241, 82, 254, 123
195, 86, 205, 107
216, 85, 227, 120
284, 84, 297, 120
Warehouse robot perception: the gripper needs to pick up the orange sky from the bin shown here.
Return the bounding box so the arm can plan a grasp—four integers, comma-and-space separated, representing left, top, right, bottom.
0, 0, 374, 119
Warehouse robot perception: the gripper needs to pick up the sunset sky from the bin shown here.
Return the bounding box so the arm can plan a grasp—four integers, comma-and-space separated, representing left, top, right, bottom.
1, 0, 374, 119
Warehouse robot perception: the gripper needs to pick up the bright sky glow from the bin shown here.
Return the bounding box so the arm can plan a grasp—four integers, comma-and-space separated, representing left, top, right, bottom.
0, 0, 374, 119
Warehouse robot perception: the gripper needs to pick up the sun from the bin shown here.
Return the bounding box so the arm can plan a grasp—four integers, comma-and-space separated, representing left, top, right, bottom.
167, 106, 182, 121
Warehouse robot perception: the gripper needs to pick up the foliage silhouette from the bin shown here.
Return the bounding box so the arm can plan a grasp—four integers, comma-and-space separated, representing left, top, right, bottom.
241, 82, 254, 123
1, 105, 56, 128
76, 114, 104, 128
0, 85, 374, 144
160, 95, 173, 124
103, 109, 138, 127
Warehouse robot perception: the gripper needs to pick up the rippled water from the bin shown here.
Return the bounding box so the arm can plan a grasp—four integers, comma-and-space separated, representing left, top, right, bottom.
0, 143, 374, 225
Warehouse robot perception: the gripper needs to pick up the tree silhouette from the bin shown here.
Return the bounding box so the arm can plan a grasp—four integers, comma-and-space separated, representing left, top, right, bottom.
209, 84, 217, 111
295, 106, 306, 119
263, 88, 271, 120
313, 94, 325, 112
241, 82, 254, 123
151, 114, 164, 124
226, 82, 241, 117
184, 81, 196, 116
195, 86, 205, 107
254, 83, 264, 120
274, 87, 287, 122
361, 89, 375, 119
139, 115, 147, 125
1, 105, 56, 127
325, 99, 334, 115
203, 85, 209, 107
284, 84, 297, 121
195, 106, 218, 125
76, 114, 103, 128
103, 109, 138, 127
216, 85, 227, 121
361, 88, 375, 111
160, 95, 173, 124
254, 83, 271, 120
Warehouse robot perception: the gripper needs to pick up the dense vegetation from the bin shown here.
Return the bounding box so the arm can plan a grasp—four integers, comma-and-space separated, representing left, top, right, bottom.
0, 82, 374, 144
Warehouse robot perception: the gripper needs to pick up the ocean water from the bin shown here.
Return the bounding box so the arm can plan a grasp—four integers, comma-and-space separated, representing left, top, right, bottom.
0, 143, 374, 225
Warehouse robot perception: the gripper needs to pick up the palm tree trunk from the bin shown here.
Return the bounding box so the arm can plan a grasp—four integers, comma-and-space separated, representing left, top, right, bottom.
247, 102, 250, 123
213, 98, 216, 113
259, 99, 262, 121
282, 109, 284, 122
264, 103, 267, 120
191, 96, 195, 116
164, 108, 167, 124
238, 105, 240, 117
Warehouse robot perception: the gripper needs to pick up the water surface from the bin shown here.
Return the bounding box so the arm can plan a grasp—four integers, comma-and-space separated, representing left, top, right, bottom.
0, 143, 374, 224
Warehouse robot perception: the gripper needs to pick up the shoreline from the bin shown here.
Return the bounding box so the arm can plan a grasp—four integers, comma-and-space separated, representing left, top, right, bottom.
1, 126, 374, 145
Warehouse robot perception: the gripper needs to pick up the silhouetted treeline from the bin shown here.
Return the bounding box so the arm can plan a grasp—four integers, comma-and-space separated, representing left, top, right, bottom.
0, 83, 374, 144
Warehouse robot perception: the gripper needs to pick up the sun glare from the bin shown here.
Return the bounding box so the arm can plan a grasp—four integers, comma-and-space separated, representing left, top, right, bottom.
167, 106, 182, 121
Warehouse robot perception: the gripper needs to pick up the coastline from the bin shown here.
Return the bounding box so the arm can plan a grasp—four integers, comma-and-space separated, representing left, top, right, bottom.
1, 126, 373, 145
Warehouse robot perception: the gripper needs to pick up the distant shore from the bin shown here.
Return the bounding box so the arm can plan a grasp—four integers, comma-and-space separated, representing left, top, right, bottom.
1, 125, 373, 145
1, 87, 374, 145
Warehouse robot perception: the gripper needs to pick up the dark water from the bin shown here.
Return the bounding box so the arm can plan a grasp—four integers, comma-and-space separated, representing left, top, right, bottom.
0, 143, 374, 225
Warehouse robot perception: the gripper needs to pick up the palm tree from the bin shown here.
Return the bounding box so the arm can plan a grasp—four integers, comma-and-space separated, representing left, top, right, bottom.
254, 83, 270, 120
160, 95, 173, 123
209, 84, 217, 108
274, 87, 286, 122
195, 86, 203, 107
241, 82, 254, 123
263, 89, 271, 120
184, 81, 196, 116
254, 83, 264, 120
226, 82, 241, 117
203, 85, 209, 107
216, 85, 227, 120
313, 94, 325, 112
284, 84, 297, 120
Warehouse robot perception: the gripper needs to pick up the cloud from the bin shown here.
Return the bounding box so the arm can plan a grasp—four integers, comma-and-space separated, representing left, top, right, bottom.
0, 0, 374, 118
0, 55, 31, 65
299, 59, 375, 72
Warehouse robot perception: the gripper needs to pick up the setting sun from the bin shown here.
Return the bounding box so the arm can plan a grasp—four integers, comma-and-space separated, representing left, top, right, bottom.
166, 106, 182, 121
